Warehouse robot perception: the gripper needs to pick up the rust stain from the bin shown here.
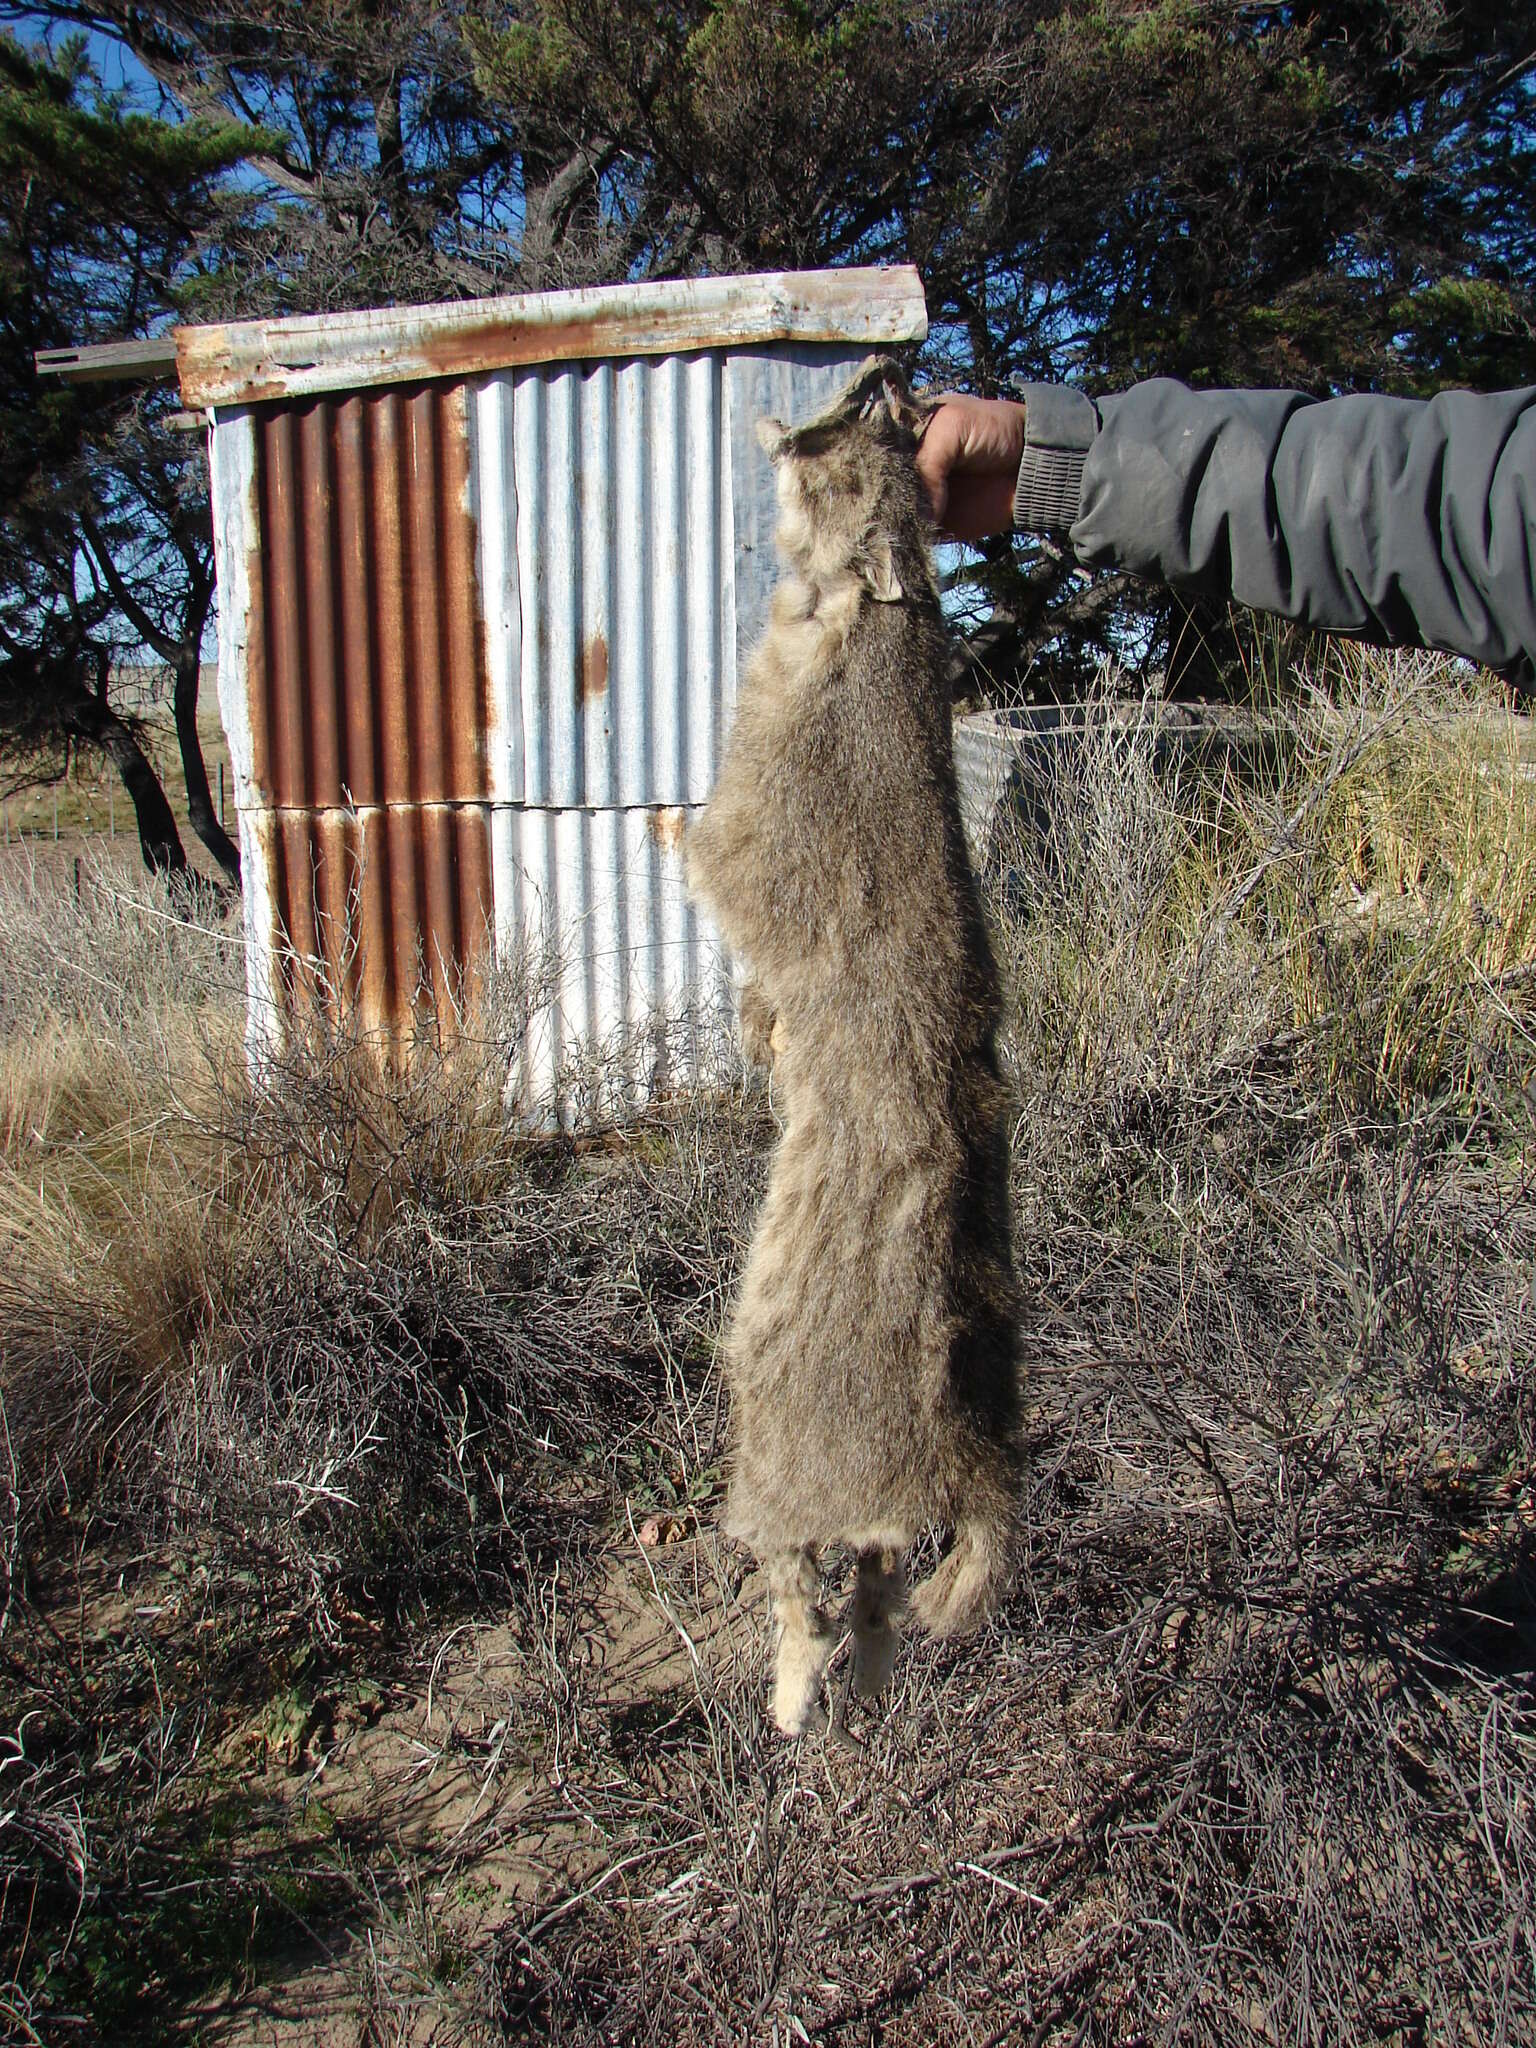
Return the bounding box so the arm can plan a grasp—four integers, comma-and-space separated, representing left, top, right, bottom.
648, 805, 687, 855
418, 317, 609, 381
177, 267, 930, 408
578, 632, 609, 705
244, 382, 490, 811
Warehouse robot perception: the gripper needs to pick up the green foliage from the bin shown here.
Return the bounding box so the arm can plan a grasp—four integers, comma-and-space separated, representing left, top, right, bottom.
24, 1777, 347, 2044
0, 55, 260, 198
1388, 277, 1536, 395
465, 8, 583, 100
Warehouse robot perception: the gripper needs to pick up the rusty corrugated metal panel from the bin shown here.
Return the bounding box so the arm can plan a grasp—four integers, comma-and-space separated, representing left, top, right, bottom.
254, 803, 494, 1047
177, 267, 929, 409
244, 382, 491, 809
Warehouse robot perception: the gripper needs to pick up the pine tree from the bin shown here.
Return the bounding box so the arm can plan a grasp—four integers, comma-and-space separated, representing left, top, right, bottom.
0, 31, 259, 873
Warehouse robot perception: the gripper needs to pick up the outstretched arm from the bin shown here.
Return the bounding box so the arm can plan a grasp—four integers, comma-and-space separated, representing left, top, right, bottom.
918, 380, 1536, 675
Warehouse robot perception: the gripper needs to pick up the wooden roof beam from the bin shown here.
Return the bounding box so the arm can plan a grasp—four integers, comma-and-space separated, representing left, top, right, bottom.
34, 337, 181, 383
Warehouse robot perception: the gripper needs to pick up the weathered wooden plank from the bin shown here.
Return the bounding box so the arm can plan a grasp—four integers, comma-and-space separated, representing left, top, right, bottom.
175, 266, 928, 409
34, 337, 180, 383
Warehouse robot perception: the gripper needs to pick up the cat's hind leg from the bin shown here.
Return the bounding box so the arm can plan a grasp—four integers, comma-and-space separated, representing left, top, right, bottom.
849, 1546, 905, 1699
766, 1546, 834, 1737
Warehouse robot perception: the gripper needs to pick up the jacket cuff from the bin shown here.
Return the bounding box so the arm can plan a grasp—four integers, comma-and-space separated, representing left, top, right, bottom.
1012, 384, 1097, 532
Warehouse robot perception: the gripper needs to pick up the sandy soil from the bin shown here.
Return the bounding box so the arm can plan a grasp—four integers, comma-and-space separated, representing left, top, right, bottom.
190, 1527, 759, 2047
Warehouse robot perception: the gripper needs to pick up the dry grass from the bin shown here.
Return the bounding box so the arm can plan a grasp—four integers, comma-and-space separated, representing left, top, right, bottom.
0, 699, 231, 855
0, 851, 764, 2042
1, 650, 1533, 2046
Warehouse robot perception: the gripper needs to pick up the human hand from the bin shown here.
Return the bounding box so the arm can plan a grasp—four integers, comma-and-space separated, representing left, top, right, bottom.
915, 394, 1027, 542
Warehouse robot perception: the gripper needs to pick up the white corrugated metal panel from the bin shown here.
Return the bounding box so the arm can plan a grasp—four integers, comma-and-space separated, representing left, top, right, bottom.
467, 374, 523, 805
485, 343, 872, 811
509, 352, 733, 808
206, 405, 280, 1073
233, 802, 283, 1069
492, 803, 736, 1129
207, 408, 261, 816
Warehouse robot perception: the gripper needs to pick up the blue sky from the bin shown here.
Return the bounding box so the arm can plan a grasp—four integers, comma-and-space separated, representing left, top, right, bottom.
5, 9, 162, 100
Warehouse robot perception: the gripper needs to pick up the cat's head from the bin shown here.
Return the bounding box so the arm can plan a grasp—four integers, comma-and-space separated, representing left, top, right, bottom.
757, 357, 938, 601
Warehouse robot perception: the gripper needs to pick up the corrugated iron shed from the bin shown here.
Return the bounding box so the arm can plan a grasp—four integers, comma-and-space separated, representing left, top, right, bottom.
193, 266, 928, 1122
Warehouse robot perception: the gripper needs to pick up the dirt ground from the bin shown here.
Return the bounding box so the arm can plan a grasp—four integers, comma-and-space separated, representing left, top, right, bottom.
134, 1527, 766, 2047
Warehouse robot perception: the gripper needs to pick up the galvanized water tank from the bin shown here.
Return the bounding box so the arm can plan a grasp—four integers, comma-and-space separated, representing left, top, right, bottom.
186, 268, 929, 1123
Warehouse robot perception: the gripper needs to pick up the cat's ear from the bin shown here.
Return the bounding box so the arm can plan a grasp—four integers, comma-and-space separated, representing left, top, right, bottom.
880, 374, 937, 441
756, 416, 789, 459
857, 539, 904, 603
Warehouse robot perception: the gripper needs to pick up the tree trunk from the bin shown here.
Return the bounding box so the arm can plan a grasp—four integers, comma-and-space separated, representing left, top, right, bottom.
173, 645, 240, 884
62, 687, 187, 877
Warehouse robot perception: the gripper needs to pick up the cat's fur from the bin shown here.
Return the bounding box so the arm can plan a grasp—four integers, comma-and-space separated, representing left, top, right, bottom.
685, 358, 1022, 1736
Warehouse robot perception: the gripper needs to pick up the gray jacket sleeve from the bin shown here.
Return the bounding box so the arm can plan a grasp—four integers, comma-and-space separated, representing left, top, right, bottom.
1012, 378, 1536, 673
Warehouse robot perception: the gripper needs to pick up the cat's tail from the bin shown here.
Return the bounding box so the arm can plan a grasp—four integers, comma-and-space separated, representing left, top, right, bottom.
908, 1499, 1015, 1640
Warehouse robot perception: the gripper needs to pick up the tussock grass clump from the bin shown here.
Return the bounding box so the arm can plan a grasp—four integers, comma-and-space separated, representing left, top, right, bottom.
0, 852, 247, 1550
985, 650, 1536, 2043
0, 853, 754, 1633
0, 847, 239, 1042
997, 648, 1536, 1108
0, 860, 760, 2039
161, 1017, 759, 1639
